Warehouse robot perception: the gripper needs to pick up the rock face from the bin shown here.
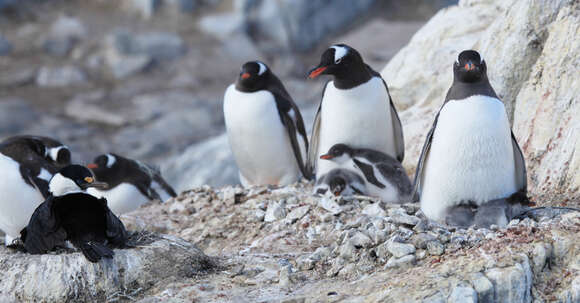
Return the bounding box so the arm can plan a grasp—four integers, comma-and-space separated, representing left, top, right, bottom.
381, 0, 580, 205
0, 234, 216, 302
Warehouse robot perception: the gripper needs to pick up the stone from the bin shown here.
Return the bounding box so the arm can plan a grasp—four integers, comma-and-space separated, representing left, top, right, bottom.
318, 197, 343, 215
43, 15, 87, 57
348, 232, 373, 249
198, 12, 244, 40
426, 240, 445, 256
0, 35, 12, 55
125, 0, 161, 18
386, 240, 416, 258
0, 99, 40, 135
264, 201, 286, 222
385, 254, 416, 269
0, 234, 215, 302
448, 283, 477, 303
162, 134, 238, 190
470, 272, 494, 303
238, 0, 376, 52
411, 233, 437, 249
0, 68, 35, 87
254, 209, 265, 222
286, 205, 310, 224
531, 243, 551, 273
107, 53, 153, 79
485, 255, 533, 303
36, 65, 87, 87
339, 242, 357, 261
388, 208, 421, 226
362, 203, 387, 217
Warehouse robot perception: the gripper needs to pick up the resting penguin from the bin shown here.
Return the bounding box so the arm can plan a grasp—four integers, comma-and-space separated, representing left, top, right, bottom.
412, 50, 529, 227
306, 44, 404, 180
320, 144, 412, 203
21, 165, 128, 263
0, 135, 71, 246
224, 60, 310, 187
87, 153, 177, 215
314, 168, 367, 197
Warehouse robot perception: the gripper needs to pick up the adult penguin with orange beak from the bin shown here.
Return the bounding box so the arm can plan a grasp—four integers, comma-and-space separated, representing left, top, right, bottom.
224, 61, 311, 187
306, 44, 404, 180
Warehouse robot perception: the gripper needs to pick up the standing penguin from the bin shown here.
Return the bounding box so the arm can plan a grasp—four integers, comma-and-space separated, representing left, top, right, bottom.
0, 135, 71, 246
320, 144, 412, 203
86, 153, 177, 215
307, 44, 404, 180
413, 50, 528, 227
224, 61, 310, 187
21, 165, 128, 263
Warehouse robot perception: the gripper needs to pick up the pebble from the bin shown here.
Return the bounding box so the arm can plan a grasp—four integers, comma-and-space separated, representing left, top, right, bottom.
385, 254, 416, 269
264, 201, 286, 222
386, 241, 416, 258
362, 203, 387, 217
349, 231, 373, 249
286, 205, 310, 224
318, 197, 343, 215
388, 208, 421, 226
426, 240, 445, 256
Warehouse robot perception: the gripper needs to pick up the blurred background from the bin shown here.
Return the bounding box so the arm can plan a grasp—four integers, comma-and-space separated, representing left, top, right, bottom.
0, 0, 456, 191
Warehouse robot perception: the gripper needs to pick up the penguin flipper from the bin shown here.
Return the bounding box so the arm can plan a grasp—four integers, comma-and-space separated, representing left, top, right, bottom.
379, 77, 405, 162
152, 174, 178, 198
306, 81, 330, 179
23, 197, 67, 254
281, 112, 310, 180
77, 241, 114, 263
511, 132, 527, 194
103, 202, 128, 247
411, 110, 442, 201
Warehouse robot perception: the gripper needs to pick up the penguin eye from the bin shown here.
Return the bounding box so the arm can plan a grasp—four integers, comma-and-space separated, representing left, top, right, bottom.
335, 58, 342, 64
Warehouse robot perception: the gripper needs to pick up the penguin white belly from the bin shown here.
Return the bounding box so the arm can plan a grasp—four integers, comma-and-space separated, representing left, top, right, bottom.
420, 96, 517, 222
0, 154, 44, 243
317, 78, 395, 178
224, 84, 300, 186
87, 183, 148, 215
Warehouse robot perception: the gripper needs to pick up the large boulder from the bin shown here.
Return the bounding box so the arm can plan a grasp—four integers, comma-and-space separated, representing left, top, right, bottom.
381, 0, 580, 204
0, 234, 216, 302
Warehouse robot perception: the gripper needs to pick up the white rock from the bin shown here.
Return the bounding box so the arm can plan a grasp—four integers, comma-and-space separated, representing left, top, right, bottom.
362, 203, 387, 217
448, 283, 477, 303
36, 65, 87, 87
386, 241, 416, 258
385, 254, 416, 269
265, 201, 286, 222
485, 255, 533, 303
286, 205, 310, 223
318, 197, 343, 215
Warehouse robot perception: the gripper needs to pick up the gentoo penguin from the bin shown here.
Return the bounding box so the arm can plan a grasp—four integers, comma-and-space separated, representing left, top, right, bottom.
314, 168, 366, 197
224, 60, 311, 187
0, 135, 71, 246
307, 44, 404, 180
86, 153, 177, 215
413, 50, 529, 227
21, 165, 128, 263
320, 144, 412, 203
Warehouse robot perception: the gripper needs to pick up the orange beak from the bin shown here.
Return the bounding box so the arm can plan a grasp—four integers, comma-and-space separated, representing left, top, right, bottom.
241, 73, 251, 79
308, 66, 327, 79
87, 163, 98, 169
464, 62, 475, 71
320, 154, 333, 160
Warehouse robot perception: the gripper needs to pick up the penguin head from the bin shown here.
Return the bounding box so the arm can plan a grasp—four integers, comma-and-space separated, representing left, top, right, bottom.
328, 176, 346, 197
235, 61, 271, 91
454, 50, 487, 83
308, 44, 363, 79
49, 164, 108, 197
320, 143, 353, 164
86, 153, 123, 184
46, 145, 71, 166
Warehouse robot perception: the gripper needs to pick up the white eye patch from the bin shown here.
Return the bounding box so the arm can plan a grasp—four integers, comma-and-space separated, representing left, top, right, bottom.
257, 61, 267, 75
106, 154, 116, 168
330, 45, 348, 63
48, 146, 66, 162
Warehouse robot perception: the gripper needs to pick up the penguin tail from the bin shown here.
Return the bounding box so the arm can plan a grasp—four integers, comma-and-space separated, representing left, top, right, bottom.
78, 241, 114, 263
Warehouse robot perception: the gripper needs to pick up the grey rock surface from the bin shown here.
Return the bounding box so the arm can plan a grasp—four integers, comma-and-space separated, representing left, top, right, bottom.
36, 65, 88, 87
0, 234, 215, 302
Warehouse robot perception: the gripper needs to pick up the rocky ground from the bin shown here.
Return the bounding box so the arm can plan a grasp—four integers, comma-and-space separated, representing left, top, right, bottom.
2, 184, 578, 302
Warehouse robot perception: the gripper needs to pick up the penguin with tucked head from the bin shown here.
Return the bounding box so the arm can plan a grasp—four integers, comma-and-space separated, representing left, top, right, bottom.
224, 60, 310, 187
314, 168, 367, 197
87, 153, 177, 215
307, 44, 404, 180
0, 135, 71, 246
21, 165, 128, 263
413, 50, 529, 228
320, 143, 412, 203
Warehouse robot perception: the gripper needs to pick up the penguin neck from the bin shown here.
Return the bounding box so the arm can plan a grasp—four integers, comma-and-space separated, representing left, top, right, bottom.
332, 65, 372, 90
445, 76, 498, 102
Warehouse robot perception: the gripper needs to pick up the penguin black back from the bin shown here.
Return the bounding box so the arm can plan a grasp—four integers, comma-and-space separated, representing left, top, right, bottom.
22, 165, 128, 263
